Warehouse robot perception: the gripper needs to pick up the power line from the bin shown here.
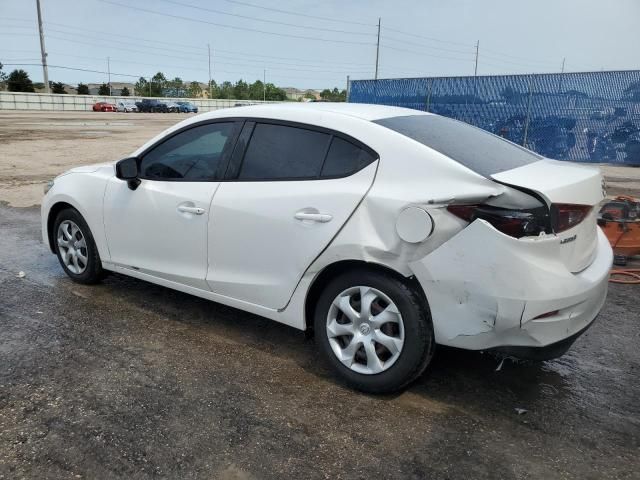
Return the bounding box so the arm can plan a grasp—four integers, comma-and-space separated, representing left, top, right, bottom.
381, 44, 475, 63
156, 0, 375, 36
2, 63, 140, 78
97, 0, 376, 46
218, 0, 375, 27
42, 33, 372, 75
382, 24, 473, 47
1, 19, 373, 67
40, 22, 376, 66
382, 35, 475, 55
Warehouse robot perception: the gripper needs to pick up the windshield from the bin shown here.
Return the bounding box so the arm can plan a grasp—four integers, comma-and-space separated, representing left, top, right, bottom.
374, 114, 541, 177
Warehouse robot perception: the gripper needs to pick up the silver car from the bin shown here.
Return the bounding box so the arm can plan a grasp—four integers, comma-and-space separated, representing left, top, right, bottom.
116, 101, 138, 113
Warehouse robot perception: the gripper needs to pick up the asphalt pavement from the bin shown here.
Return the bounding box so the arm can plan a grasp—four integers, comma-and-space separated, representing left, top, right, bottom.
1, 203, 638, 479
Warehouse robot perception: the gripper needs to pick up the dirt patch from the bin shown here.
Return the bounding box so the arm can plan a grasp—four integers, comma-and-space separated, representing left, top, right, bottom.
0, 111, 189, 207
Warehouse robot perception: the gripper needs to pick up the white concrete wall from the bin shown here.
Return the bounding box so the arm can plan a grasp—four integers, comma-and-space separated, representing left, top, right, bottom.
0, 92, 274, 112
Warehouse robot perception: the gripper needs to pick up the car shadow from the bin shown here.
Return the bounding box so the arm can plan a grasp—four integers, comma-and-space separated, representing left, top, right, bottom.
90, 272, 575, 413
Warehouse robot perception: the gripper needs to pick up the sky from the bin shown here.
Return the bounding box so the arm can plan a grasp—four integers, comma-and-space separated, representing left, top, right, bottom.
1, 0, 639, 91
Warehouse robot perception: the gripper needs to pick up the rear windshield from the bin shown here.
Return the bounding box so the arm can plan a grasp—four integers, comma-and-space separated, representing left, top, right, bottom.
374, 114, 541, 177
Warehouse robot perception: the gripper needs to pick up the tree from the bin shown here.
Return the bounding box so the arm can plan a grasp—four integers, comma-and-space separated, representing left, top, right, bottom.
164, 77, 184, 97
206, 80, 220, 98
121, 86, 130, 96
319, 87, 346, 102
98, 83, 110, 95
233, 79, 249, 100
0, 63, 7, 90
76, 83, 89, 95
303, 91, 316, 100
150, 72, 167, 96
51, 82, 67, 94
134, 77, 149, 96
248, 80, 264, 100
187, 81, 202, 98
218, 81, 234, 99
264, 83, 287, 101
7, 69, 35, 92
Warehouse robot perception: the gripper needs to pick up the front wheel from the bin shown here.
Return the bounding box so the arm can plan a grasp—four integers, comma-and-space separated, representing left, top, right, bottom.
53, 208, 107, 284
314, 270, 435, 393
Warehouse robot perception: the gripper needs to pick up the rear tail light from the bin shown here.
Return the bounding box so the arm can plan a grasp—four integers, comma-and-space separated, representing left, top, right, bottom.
448, 203, 591, 237
552, 204, 592, 233
447, 205, 549, 238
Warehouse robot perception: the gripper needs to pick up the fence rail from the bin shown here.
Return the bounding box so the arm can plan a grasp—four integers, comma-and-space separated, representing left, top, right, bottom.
0, 92, 272, 112
349, 71, 640, 165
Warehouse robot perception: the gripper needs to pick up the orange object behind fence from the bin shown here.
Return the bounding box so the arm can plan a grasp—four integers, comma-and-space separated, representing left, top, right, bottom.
598, 195, 640, 283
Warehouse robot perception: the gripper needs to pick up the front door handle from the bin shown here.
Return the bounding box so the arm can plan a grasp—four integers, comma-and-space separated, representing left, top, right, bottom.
294, 212, 332, 223
178, 205, 205, 215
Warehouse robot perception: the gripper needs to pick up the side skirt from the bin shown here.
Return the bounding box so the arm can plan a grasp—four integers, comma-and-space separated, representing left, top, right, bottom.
102, 262, 304, 330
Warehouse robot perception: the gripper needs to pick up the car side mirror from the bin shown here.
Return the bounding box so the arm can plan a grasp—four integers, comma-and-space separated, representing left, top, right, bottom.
115, 157, 141, 190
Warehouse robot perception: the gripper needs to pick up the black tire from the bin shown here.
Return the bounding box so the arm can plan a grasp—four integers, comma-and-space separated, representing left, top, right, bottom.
53, 208, 107, 284
314, 269, 435, 394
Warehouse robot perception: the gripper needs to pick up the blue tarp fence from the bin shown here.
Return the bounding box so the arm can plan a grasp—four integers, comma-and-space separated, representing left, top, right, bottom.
348, 71, 640, 165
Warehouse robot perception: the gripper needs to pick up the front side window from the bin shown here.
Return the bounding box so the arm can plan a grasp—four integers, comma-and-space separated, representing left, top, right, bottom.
238, 123, 331, 180
140, 123, 234, 180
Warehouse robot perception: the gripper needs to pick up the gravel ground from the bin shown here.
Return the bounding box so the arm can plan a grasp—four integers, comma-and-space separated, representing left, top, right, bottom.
1, 204, 639, 479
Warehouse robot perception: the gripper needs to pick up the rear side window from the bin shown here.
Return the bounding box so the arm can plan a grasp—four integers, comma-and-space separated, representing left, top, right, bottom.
374, 115, 540, 177
239, 123, 330, 180
321, 137, 376, 177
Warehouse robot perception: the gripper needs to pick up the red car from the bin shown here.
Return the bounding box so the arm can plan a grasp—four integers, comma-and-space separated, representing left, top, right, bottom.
92, 101, 116, 112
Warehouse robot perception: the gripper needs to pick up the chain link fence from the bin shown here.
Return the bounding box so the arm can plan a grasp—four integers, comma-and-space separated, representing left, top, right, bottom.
349, 71, 640, 165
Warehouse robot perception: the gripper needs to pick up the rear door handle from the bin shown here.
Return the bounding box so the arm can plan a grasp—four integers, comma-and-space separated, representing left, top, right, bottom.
178, 205, 206, 215
294, 212, 333, 223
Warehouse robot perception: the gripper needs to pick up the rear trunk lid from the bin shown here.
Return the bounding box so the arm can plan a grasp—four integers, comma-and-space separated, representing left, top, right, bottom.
491, 159, 605, 272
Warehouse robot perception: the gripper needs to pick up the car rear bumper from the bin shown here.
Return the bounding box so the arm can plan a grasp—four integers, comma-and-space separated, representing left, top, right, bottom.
409, 219, 612, 354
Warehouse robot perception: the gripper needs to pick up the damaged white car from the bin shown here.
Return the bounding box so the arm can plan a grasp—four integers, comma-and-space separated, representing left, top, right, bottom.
41, 103, 612, 393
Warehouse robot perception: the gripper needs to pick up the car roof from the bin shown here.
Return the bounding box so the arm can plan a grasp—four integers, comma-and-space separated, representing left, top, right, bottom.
196, 102, 429, 122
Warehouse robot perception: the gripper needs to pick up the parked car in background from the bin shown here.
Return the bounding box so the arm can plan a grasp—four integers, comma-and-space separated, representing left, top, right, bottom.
136, 99, 169, 113
177, 101, 198, 113
166, 101, 181, 113
92, 101, 116, 112
41, 103, 611, 393
117, 101, 138, 113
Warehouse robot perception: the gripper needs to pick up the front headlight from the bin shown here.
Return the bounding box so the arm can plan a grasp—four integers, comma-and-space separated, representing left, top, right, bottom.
44, 179, 54, 194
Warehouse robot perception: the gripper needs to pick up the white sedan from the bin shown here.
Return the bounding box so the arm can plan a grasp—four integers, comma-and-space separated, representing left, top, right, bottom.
116, 101, 137, 113
41, 103, 612, 393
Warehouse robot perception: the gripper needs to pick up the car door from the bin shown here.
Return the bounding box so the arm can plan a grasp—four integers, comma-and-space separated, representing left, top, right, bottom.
104, 120, 240, 290
207, 120, 378, 310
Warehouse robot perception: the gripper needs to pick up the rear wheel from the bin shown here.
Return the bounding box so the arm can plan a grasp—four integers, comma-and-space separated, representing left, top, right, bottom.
314, 269, 435, 393
53, 208, 106, 284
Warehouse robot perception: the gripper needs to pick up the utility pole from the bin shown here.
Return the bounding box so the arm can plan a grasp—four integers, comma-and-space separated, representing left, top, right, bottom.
36, 0, 50, 93
474, 40, 479, 77
207, 43, 212, 99
107, 57, 111, 96
374, 17, 381, 80
346, 75, 350, 102
263, 69, 266, 101
559, 57, 565, 93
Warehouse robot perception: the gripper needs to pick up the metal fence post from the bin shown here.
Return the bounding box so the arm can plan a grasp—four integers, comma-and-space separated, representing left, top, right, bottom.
522, 75, 534, 148
425, 80, 432, 112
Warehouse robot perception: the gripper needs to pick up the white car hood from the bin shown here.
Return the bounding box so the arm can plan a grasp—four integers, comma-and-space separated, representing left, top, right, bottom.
58, 161, 116, 177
